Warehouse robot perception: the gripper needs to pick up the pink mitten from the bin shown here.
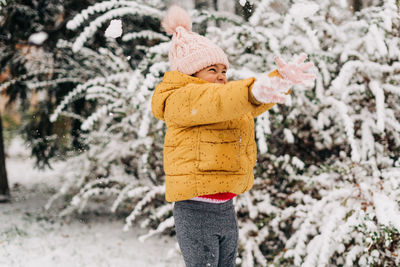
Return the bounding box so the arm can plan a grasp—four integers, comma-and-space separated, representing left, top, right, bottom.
275, 53, 315, 85
252, 76, 293, 104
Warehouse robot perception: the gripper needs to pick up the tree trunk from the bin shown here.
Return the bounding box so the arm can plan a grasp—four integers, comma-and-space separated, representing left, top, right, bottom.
351, 0, 363, 12
194, 0, 211, 35
195, 0, 210, 9
235, 1, 254, 21
0, 112, 10, 202
212, 0, 220, 27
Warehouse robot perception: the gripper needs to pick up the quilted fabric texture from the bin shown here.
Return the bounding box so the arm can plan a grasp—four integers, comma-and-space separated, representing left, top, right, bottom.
151, 71, 281, 202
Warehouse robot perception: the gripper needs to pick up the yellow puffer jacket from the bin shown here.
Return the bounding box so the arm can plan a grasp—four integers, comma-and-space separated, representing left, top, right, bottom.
152, 70, 280, 202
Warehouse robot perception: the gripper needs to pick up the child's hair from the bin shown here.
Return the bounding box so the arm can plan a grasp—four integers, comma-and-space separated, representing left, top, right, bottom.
162, 5, 229, 75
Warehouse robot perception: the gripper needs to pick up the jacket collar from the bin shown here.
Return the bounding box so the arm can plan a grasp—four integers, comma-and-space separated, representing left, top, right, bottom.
161, 71, 208, 85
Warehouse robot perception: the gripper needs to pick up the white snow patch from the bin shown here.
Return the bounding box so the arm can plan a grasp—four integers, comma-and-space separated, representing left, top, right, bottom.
28, 32, 48, 45
105, 19, 123, 38
289, 1, 320, 19
6, 137, 31, 158
292, 156, 305, 170
373, 192, 400, 231
284, 128, 295, 144
2, 141, 184, 267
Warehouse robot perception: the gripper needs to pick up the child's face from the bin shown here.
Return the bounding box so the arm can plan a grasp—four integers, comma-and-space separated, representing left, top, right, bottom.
193, 64, 227, 84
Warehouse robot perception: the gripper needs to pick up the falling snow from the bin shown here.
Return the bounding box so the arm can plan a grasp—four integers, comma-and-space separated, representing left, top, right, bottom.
105, 19, 123, 38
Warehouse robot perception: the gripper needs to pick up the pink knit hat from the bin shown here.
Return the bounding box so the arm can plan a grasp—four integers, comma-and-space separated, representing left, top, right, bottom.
162, 5, 229, 75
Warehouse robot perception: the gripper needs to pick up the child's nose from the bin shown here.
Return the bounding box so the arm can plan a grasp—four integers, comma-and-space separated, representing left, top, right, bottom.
217, 73, 226, 82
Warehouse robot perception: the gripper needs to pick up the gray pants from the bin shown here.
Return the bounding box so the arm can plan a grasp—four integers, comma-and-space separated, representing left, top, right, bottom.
173, 199, 238, 267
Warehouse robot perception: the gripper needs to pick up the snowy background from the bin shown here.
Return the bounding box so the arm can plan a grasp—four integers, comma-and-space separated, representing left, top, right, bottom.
1, 138, 184, 267
1, 0, 400, 266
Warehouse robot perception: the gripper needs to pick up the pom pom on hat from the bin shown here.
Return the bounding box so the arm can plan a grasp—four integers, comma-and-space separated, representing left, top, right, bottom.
162, 5, 229, 75
162, 5, 192, 35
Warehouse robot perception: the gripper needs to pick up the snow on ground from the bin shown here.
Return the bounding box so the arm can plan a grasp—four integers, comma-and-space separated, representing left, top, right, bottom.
1, 138, 184, 267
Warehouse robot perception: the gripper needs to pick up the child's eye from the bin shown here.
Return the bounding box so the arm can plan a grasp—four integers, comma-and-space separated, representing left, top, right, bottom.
209, 68, 216, 72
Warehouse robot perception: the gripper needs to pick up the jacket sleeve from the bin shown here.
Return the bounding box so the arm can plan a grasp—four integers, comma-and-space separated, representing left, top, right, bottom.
250, 102, 276, 118
164, 78, 261, 126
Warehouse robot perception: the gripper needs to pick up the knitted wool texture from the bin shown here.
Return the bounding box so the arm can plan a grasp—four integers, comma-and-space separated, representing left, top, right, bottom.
162, 5, 229, 75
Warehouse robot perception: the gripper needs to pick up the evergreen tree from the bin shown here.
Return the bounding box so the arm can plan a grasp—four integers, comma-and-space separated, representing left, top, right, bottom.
45, 0, 170, 221
0, 0, 100, 174
41, 0, 400, 266
227, 0, 400, 265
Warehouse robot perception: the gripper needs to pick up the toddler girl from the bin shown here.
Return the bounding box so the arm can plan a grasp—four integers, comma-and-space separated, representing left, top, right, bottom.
151, 5, 315, 267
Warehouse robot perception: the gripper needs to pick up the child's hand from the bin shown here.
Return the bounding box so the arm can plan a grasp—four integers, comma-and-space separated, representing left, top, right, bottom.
252, 76, 293, 104
275, 53, 315, 85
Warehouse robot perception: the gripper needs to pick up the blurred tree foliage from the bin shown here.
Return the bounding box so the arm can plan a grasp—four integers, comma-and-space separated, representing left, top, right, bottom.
0, 0, 95, 168
0, 0, 161, 168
